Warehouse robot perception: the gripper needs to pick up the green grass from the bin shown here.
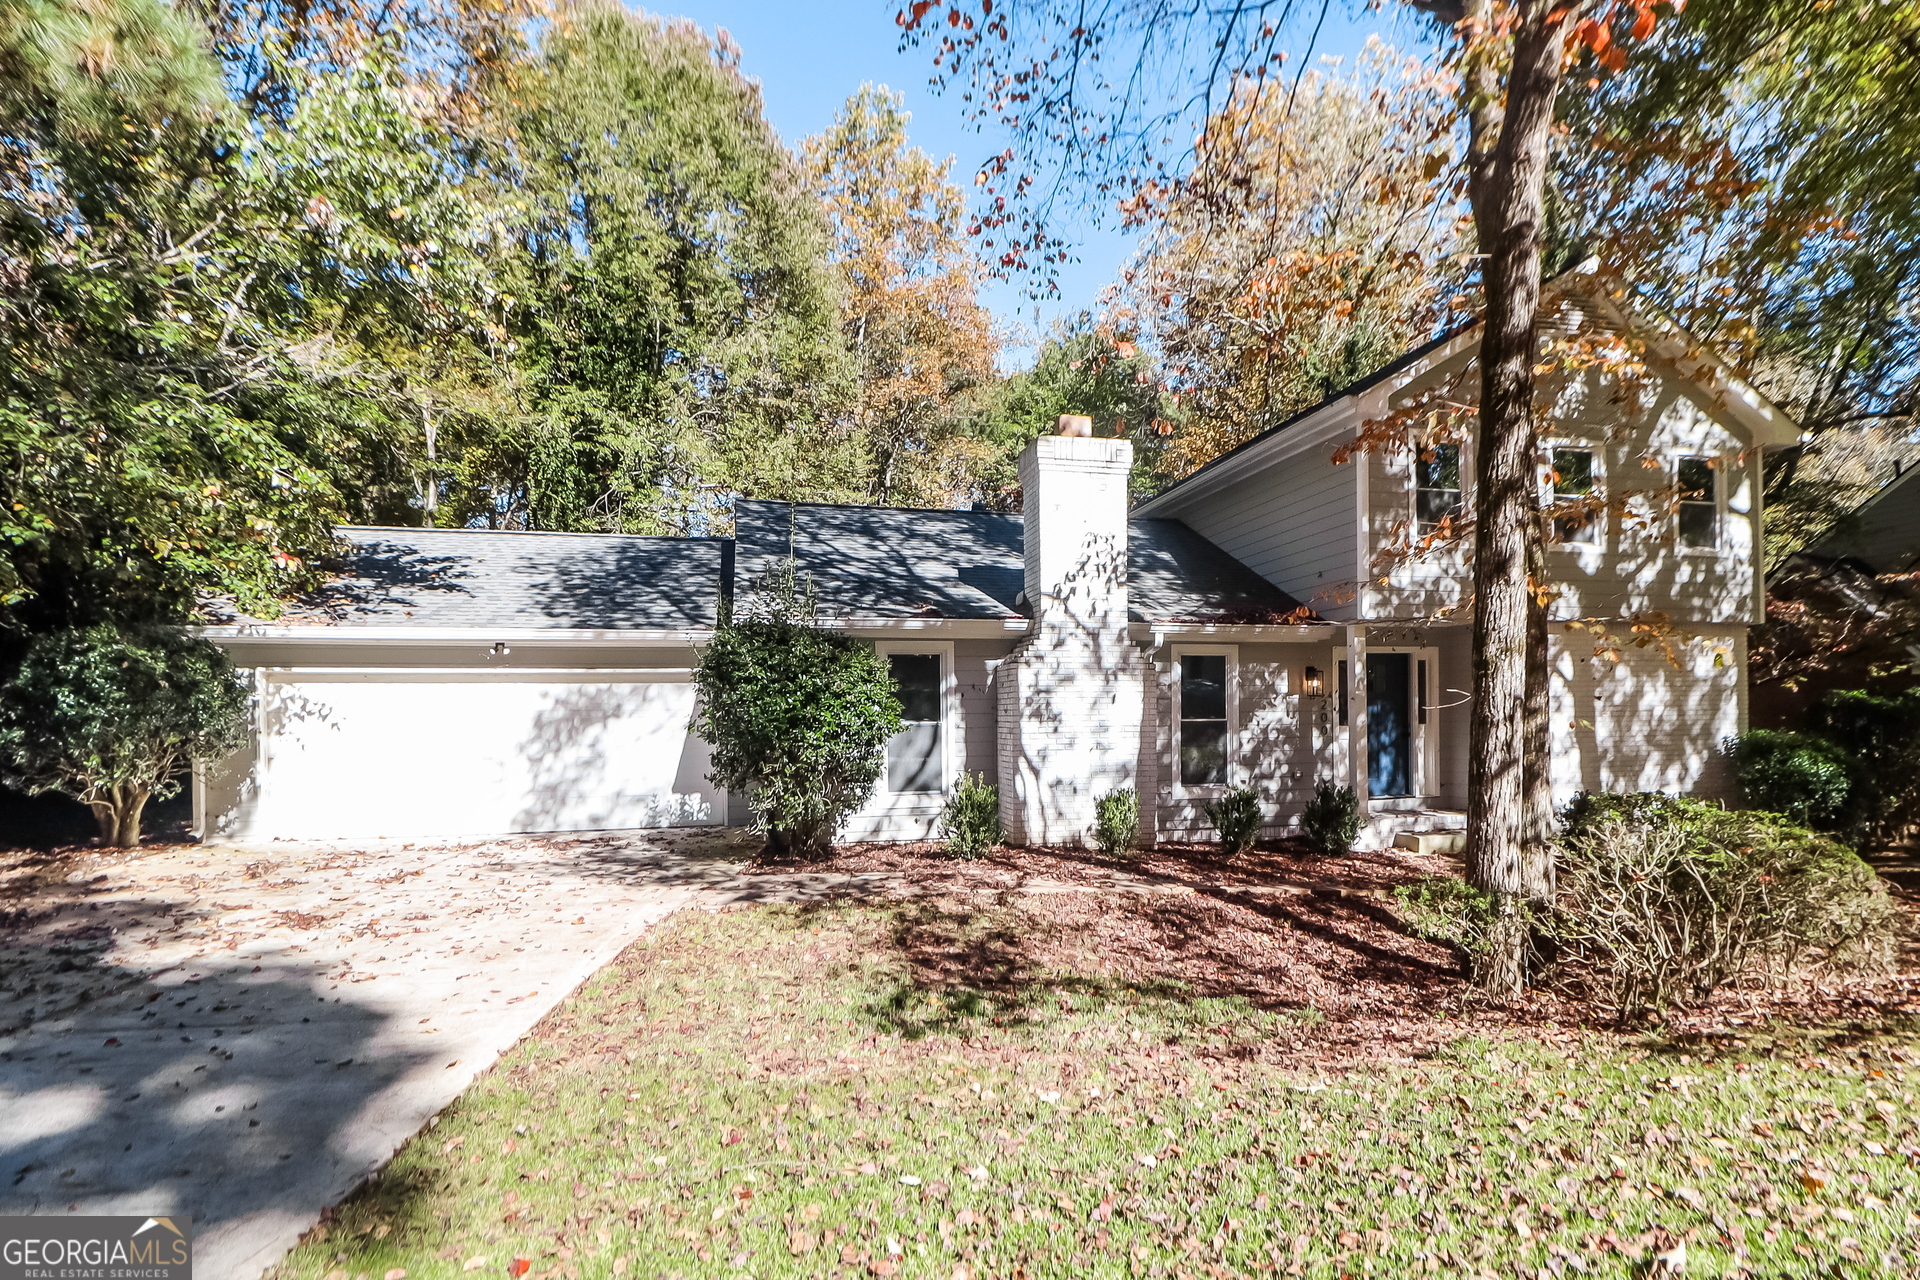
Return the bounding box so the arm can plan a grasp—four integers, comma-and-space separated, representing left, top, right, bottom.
269, 903, 1920, 1280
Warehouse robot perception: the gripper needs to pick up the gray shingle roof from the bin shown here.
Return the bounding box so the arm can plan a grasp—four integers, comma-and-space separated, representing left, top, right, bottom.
733, 500, 1314, 624
255, 505, 1313, 631
274, 528, 728, 629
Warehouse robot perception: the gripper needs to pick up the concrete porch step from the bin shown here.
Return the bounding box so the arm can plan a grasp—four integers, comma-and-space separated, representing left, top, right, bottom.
1395, 830, 1467, 855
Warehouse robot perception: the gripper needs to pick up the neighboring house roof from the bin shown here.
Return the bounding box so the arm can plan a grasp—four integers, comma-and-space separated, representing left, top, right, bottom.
732, 498, 1314, 625
266, 528, 731, 630
1806, 464, 1920, 575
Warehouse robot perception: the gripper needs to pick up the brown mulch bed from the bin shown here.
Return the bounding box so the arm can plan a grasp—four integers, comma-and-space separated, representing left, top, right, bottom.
744, 838, 1920, 1067
742, 837, 1456, 892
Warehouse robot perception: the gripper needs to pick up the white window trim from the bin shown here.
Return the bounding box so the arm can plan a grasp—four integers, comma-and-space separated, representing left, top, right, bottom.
1171, 643, 1238, 797
1334, 645, 1440, 801
1544, 439, 1606, 553
1673, 452, 1725, 557
873, 639, 958, 802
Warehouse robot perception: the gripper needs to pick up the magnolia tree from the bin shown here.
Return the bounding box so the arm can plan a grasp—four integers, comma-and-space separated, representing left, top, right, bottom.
0, 627, 251, 847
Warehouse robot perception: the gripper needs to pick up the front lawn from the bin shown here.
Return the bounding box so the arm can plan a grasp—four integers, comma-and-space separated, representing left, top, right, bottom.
270, 900, 1920, 1280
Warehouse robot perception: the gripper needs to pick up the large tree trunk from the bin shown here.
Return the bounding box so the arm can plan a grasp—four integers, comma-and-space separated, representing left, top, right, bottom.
89, 784, 151, 848
1461, 0, 1569, 999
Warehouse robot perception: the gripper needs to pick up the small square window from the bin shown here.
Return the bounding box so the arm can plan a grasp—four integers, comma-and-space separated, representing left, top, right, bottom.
1677, 456, 1717, 549
1416, 442, 1463, 534
1551, 447, 1599, 545
1179, 654, 1228, 786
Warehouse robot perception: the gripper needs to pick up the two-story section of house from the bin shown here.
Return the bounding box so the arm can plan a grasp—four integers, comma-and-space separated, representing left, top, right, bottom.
1132, 261, 1798, 845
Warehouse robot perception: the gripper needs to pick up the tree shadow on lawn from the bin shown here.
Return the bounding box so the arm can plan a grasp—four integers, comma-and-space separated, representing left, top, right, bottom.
819, 890, 1455, 1051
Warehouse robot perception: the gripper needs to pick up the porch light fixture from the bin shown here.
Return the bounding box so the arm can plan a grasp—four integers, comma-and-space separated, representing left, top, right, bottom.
1301, 666, 1325, 698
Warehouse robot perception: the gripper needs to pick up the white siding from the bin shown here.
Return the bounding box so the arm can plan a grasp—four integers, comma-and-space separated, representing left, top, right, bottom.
1161, 448, 1360, 619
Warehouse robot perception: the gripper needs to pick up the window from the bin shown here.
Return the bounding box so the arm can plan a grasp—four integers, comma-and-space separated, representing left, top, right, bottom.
1677, 455, 1718, 549
1417, 659, 1428, 726
1415, 442, 1463, 534
1337, 659, 1349, 727
886, 653, 943, 793
1551, 447, 1599, 544
1179, 653, 1228, 786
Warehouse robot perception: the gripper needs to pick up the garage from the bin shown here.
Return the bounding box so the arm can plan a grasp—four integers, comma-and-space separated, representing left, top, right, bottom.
196, 527, 730, 842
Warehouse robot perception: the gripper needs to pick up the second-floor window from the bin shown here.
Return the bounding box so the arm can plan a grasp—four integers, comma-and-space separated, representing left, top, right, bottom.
1677, 455, 1718, 549
1551, 447, 1599, 545
1415, 442, 1463, 534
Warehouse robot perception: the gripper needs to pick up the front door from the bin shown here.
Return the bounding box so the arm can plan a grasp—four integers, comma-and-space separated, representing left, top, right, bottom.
1367, 652, 1413, 797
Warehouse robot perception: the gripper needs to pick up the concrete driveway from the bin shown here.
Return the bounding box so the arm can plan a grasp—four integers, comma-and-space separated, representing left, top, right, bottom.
0, 828, 762, 1280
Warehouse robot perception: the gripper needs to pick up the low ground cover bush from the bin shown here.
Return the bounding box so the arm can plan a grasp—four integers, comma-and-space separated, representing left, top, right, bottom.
938, 772, 1002, 858
1092, 787, 1138, 856
1555, 793, 1893, 1017
1300, 781, 1359, 856
1203, 785, 1260, 857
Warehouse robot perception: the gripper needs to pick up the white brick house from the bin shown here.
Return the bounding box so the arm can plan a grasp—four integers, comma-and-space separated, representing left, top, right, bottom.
197, 268, 1796, 849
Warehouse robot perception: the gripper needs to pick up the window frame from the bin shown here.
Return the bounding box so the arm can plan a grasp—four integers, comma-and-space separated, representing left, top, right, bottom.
1674, 453, 1723, 555
873, 640, 957, 799
1170, 644, 1238, 797
1544, 440, 1605, 550
1412, 439, 1466, 537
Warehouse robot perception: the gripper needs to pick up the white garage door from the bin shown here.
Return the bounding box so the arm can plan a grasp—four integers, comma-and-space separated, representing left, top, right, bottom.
240, 669, 723, 840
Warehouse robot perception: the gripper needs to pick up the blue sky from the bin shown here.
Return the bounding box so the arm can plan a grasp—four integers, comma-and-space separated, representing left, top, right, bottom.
662, 0, 1437, 347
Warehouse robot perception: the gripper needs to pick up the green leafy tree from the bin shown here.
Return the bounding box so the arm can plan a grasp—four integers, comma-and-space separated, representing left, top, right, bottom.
966, 316, 1181, 503
691, 563, 901, 858
0, 626, 250, 846
486, 1, 856, 535
1, 2, 503, 631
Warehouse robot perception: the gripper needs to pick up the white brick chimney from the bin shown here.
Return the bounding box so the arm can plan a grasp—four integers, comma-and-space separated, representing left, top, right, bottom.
996, 435, 1150, 846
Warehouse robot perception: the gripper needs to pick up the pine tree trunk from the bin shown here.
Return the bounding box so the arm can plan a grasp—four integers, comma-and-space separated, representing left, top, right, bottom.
1461, 0, 1569, 999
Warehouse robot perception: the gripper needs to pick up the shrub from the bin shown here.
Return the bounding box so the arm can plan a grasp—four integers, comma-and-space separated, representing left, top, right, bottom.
939, 772, 1002, 858
1732, 730, 1855, 832
1204, 786, 1261, 857
692, 565, 901, 858
1819, 688, 1920, 843
1393, 875, 1503, 967
1093, 787, 1139, 856
0, 625, 250, 846
1555, 793, 1894, 1018
1300, 781, 1360, 857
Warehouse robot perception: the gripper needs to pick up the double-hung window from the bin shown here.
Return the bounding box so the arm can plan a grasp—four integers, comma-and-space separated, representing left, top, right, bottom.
886, 653, 944, 793
1415, 442, 1464, 534
1550, 446, 1599, 545
1178, 653, 1229, 786
1676, 455, 1718, 550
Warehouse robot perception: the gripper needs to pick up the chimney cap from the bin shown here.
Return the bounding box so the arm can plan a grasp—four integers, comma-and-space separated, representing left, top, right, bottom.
1054, 414, 1093, 437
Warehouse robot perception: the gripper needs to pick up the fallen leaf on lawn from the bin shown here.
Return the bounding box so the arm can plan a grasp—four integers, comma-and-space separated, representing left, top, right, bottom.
372, 1224, 391, 1240
1801, 1172, 1827, 1194
899, 1175, 921, 1186
507, 1260, 530, 1278
1652, 1239, 1687, 1273
1138, 1153, 1158, 1168
384, 1270, 407, 1280
966, 1165, 988, 1182
1037, 1091, 1060, 1104
789, 1231, 814, 1255
870, 1261, 898, 1277
1673, 1186, 1702, 1208
462, 1258, 488, 1272
721, 1127, 743, 1147
801, 1204, 823, 1222
950, 1268, 971, 1280
501, 1139, 516, 1154
612, 1259, 628, 1275
443, 1135, 464, 1154
711, 1202, 730, 1221
858, 1161, 878, 1175
1093, 1197, 1113, 1222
